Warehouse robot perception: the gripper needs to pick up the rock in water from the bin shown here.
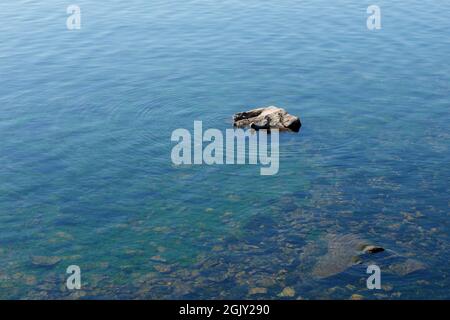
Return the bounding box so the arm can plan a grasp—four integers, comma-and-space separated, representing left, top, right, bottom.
388, 259, 426, 276
233, 106, 301, 132
362, 245, 385, 254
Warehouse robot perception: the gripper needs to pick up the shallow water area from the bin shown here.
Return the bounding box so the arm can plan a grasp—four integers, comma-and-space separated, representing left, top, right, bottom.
0, 0, 449, 299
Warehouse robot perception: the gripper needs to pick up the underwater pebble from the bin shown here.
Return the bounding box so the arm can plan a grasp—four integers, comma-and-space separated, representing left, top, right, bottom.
30, 256, 61, 267
256, 276, 277, 287
382, 284, 393, 292
150, 255, 167, 263
346, 284, 357, 291
249, 287, 268, 295
154, 265, 171, 273
278, 287, 295, 297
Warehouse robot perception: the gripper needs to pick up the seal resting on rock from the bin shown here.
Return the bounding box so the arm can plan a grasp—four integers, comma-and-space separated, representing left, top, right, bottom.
233, 106, 301, 132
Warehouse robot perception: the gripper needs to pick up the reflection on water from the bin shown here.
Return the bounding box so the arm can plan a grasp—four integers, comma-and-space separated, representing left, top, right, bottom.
0, 0, 449, 299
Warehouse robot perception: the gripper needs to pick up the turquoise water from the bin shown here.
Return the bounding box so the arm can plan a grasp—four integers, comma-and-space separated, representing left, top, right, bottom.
0, 0, 449, 299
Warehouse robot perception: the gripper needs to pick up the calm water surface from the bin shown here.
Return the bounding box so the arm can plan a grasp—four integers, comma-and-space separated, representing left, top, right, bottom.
0, 0, 449, 299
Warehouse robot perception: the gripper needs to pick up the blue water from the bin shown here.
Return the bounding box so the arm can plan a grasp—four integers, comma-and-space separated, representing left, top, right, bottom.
0, 0, 449, 299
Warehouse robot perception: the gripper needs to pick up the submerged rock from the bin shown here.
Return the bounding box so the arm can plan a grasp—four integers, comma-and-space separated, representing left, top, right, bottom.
278, 287, 296, 297
150, 255, 167, 263
249, 287, 268, 295
154, 264, 171, 273
312, 234, 366, 279
233, 106, 301, 132
350, 294, 364, 300
305, 234, 388, 279
388, 259, 426, 276
351, 256, 363, 265
30, 255, 61, 267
